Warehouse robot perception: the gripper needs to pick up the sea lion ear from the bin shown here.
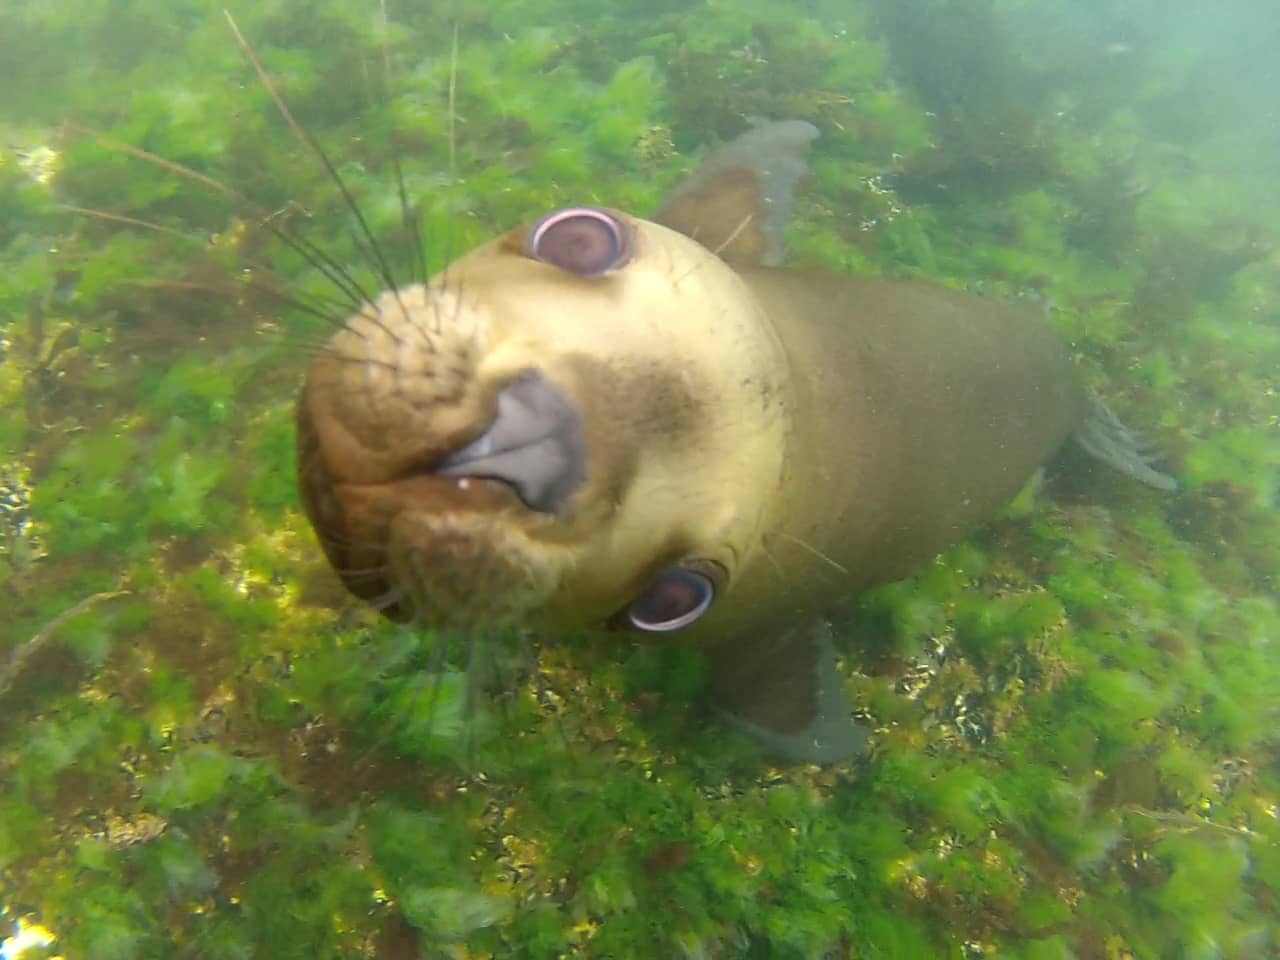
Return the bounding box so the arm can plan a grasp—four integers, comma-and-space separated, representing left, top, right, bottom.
707, 621, 869, 763
653, 120, 819, 267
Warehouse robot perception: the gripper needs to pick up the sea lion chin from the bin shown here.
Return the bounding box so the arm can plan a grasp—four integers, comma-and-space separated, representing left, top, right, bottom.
297, 120, 1174, 764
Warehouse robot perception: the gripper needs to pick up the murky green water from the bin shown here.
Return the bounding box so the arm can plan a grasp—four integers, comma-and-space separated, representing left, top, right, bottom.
2, 1, 1277, 956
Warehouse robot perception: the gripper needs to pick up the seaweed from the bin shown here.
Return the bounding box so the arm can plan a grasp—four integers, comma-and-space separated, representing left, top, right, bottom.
1, 0, 1277, 958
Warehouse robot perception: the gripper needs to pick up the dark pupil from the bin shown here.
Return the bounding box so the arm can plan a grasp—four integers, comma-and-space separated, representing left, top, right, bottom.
628, 568, 714, 632
534, 212, 623, 277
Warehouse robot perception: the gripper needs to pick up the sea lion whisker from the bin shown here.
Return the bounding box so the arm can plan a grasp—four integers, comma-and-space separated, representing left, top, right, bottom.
68, 123, 374, 313
60, 208, 353, 328
448, 23, 460, 185
406, 282, 456, 355
407, 309, 440, 355
376, 0, 430, 292
255, 203, 384, 313
344, 627, 444, 772
323, 349, 407, 379
331, 312, 412, 356
394, 290, 440, 356
461, 628, 488, 765
670, 244, 723, 290
65, 122, 233, 197
237, 284, 355, 330
117, 277, 347, 337
143, 271, 354, 334
275, 331, 366, 368
272, 227, 377, 315
287, 330, 360, 360
758, 539, 788, 581
64, 205, 207, 245
224, 11, 407, 311
768, 531, 850, 575
429, 271, 466, 340
711, 213, 755, 259
414, 21, 463, 330
332, 560, 395, 583
418, 632, 453, 754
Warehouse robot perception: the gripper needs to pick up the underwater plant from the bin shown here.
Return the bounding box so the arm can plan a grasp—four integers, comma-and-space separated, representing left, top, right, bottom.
1, 0, 1277, 957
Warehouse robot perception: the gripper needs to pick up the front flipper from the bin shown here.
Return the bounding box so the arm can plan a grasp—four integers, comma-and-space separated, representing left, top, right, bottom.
1073, 393, 1178, 491
654, 120, 819, 267
708, 621, 869, 764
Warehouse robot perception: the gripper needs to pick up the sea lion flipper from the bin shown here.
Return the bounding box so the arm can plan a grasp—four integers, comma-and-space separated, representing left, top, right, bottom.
709, 622, 869, 763
1073, 393, 1178, 491
654, 120, 819, 267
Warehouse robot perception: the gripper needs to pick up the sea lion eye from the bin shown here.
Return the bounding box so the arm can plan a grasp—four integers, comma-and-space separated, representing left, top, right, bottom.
525, 207, 632, 277
627, 567, 715, 632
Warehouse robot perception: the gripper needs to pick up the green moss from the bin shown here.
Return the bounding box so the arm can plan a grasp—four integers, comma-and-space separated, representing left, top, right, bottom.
145, 356, 246, 428
2, 0, 1278, 957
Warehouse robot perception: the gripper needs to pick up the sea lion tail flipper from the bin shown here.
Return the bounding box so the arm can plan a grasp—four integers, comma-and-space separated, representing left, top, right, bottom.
654, 120, 820, 267
708, 622, 869, 764
1072, 393, 1178, 491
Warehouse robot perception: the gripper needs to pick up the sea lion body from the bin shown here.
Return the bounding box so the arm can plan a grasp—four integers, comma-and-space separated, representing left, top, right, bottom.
298, 121, 1168, 762
679, 269, 1086, 743
727, 268, 1085, 597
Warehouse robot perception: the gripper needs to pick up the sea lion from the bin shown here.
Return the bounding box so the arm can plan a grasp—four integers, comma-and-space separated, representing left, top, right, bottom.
296, 120, 1173, 762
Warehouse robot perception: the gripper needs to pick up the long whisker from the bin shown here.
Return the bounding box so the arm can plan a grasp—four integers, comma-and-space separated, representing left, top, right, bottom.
139, 278, 346, 334
435, 22, 462, 304
223, 10, 410, 319
68, 123, 375, 312
758, 538, 788, 580
485, 629, 517, 732
711, 213, 755, 257
346, 625, 441, 772
448, 23, 459, 185
462, 629, 487, 766
419, 631, 452, 755
768, 530, 849, 574
63, 124, 233, 196
673, 213, 754, 288
66, 206, 357, 327
64, 205, 206, 243
378, 0, 429, 291
259, 204, 376, 310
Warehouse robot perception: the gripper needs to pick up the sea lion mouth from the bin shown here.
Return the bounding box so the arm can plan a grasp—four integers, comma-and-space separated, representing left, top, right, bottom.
433, 368, 586, 515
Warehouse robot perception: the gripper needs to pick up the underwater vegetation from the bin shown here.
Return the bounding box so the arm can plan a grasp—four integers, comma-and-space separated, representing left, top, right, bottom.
1, 0, 1277, 957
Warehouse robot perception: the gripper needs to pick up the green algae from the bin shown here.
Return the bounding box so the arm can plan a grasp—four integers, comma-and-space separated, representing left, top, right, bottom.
2, 0, 1278, 957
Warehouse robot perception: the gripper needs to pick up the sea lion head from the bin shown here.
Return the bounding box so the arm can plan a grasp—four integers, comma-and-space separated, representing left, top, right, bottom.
297, 206, 790, 637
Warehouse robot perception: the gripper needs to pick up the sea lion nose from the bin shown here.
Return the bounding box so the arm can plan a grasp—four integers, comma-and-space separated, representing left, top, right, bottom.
434, 369, 586, 514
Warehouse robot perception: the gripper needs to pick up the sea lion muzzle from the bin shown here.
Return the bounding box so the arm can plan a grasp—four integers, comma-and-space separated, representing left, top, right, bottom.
434, 369, 587, 515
